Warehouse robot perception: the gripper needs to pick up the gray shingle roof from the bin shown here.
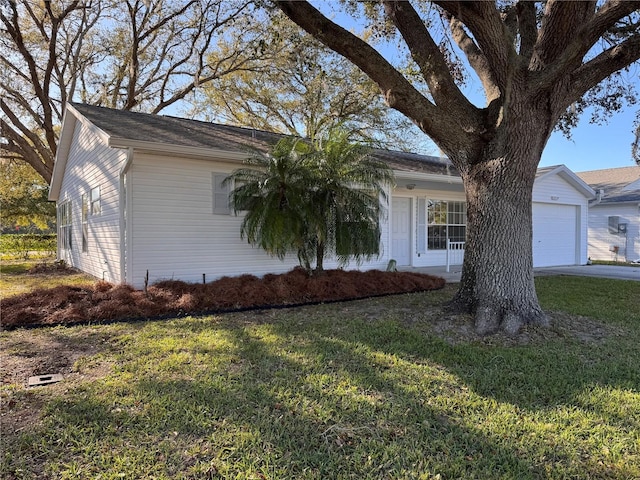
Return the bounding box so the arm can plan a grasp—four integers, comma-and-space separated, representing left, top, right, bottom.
70, 102, 454, 176
576, 166, 640, 204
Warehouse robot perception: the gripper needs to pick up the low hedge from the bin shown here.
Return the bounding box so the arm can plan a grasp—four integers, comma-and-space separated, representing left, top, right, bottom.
0, 234, 57, 259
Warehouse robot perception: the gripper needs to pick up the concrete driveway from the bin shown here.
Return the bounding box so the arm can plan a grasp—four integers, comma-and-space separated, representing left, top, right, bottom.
401, 264, 640, 282
534, 264, 640, 282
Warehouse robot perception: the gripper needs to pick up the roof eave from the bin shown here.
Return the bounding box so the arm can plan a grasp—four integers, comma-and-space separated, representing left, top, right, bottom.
48, 104, 77, 201
536, 164, 596, 199
108, 137, 249, 162
393, 169, 463, 184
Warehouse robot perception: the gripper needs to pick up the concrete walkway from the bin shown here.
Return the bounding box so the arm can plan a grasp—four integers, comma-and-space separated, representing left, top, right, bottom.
400, 264, 640, 283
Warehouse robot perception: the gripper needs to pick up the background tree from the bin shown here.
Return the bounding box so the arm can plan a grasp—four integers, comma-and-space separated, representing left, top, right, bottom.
0, 160, 55, 231
275, 0, 640, 334
226, 130, 394, 275
1, 0, 263, 183
194, 11, 425, 151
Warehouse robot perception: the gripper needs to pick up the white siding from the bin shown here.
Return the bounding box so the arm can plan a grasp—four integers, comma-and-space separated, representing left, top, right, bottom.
587, 204, 639, 262
57, 120, 126, 282
532, 174, 590, 266
128, 154, 390, 287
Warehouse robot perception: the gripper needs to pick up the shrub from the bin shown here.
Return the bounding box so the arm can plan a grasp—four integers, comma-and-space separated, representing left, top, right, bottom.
0, 234, 57, 259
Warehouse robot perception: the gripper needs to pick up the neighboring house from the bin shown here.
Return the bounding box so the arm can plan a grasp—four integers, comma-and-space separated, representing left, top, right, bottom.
577, 166, 640, 262
49, 103, 595, 287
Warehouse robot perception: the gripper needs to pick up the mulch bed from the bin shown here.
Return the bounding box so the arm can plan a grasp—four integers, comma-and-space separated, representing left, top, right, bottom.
1, 267, 445, 329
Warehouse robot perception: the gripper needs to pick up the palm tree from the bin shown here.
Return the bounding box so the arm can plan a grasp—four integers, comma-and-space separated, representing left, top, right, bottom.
225, 138, 316, 270
304, 128, 395, 272
226, 129, 395, 274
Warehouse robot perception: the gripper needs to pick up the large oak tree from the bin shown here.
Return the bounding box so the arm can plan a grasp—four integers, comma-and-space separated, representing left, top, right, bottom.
276, 0, 640, 334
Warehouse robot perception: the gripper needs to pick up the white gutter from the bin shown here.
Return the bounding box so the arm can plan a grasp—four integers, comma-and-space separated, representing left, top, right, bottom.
119, 148, 134, 284
393, 169, 463, 184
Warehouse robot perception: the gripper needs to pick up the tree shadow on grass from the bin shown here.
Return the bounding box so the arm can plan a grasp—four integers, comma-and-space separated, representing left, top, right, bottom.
11, 319, 545, 479
4, 305, 639, 479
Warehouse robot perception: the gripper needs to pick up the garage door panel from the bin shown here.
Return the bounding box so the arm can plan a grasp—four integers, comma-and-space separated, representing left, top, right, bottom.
533, 203, 577, 267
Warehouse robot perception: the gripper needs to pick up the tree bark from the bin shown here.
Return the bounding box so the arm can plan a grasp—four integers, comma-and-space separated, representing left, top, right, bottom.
449, 96, 553, 335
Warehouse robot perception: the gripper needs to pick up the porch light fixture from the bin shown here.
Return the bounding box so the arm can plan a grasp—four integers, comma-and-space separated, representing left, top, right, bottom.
406, 183, 416, 190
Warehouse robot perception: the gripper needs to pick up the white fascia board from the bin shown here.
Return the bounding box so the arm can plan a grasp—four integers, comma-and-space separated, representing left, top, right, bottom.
48, 105, 76, 201
108, 138, 249, 163
535, 164, 595, 199
392, 169, 463, 184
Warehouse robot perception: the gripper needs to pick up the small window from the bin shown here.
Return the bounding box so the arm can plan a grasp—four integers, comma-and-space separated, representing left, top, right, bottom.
81, 193, 88, 253
58, 200, 72, 251
90, 186, 101, 215
212, 173, 231, 215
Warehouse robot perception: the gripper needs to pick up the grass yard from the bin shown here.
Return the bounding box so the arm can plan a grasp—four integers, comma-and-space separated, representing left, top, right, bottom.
0, 259, 96, 297
1, 273, 639, 479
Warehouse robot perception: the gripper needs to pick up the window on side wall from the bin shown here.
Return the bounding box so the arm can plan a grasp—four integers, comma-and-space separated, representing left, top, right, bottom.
82, 193, 89, 253
90, 186, 101, 215
58, 200, 72, 251
212, 173, 231, 215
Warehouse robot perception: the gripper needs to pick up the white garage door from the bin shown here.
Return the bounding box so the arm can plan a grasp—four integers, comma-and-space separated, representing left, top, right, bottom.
532, 203, 577, 267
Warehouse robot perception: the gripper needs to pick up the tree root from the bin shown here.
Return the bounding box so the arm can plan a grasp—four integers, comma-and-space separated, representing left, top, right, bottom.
445, 296, 549, 336
475, 304, 549, 336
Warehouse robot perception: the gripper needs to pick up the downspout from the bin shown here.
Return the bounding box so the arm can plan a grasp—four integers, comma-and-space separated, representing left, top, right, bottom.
589, 189, 604, 206
119, 148, 134, 284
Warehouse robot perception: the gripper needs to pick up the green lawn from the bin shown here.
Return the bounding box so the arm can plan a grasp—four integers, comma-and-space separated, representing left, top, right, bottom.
1, 275, 639, 479
0, 259, 96, 297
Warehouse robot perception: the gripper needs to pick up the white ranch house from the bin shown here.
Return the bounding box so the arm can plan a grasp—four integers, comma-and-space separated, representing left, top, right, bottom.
49, 103, 595, 288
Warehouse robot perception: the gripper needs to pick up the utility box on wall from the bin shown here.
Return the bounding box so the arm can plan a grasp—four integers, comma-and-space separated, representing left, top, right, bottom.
608, 216, 627, 234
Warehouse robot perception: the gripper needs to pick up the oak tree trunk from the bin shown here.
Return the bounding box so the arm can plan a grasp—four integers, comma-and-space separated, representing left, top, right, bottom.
449, 101, 553, 335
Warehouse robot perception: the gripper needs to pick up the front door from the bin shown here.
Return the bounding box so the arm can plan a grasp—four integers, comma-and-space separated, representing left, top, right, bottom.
391, 197, 411, 266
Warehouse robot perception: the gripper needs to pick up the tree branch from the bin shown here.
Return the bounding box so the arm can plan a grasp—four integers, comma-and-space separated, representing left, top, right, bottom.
447, 15, 500, 104
570, 32, 640, 104
516, 1, 537, 61
381, 1, 479, 123
275, 0, 472, 154
434, 1, 515, 93
532, 0, 640, 91
0, 117, 52, 181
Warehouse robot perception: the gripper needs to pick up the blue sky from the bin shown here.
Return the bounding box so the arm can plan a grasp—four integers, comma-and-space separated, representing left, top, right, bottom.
540, 108, 637, 173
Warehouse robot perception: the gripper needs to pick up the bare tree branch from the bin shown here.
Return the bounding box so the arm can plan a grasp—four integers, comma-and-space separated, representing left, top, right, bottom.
434, 1, 516, 93
381, 1, 479, 123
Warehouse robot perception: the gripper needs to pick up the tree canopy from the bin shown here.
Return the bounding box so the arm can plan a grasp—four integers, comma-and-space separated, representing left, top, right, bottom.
0, 0, 264, 183
0, 160, 55, 231
192, 10, 425, 151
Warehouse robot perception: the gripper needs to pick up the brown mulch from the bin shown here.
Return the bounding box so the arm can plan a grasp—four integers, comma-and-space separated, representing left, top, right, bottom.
0, 267, 445, 329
